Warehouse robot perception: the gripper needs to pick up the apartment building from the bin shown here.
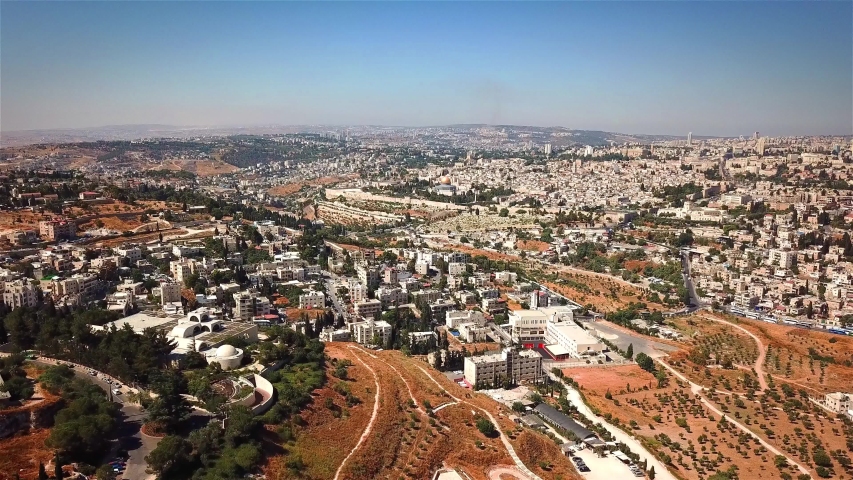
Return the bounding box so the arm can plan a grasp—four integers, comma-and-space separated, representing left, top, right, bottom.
446, 309, 486, 329
463, 348, 542, 387
233, 290, 272, 321
299, 291, 326, 309
447, 262, 467, 275
170, 259, 196, 285
39, 219, 76, 241
159, 282, 182, 305
354, 299, 382, 319
115, 245, 143, 264
383, 267, 398, 285
357, 264, 380, 289
349, 318, 392, 345
3, 279, 39, 309
376, 286, 408, 308
53, 274, 100, 298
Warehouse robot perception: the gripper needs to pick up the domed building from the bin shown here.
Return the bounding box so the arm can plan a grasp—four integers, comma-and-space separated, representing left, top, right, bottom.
434, 176, 457, 197
206, 344, 243, 370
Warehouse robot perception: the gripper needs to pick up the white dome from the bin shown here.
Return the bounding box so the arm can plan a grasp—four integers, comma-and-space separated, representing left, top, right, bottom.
216, 344, 238, 357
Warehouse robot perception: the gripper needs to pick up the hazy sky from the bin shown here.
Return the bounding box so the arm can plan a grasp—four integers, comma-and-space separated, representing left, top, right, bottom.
1, 1, 851, 136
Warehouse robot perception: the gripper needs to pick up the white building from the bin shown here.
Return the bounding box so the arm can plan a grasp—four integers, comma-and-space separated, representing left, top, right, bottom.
494, 271, 518, 284
349, 318, 392, 345
170, 259, 196, 285
206, 344, 243, 370
354, 299, 382, 319
376, 286, 408, 308
159, 282, 182, 305
447, 262, 467, 275
463, 348, 542, 387
446, 309, 487, 329
115, 245, 143, 264
2, 279, 39, 310
298, 290, 326, 309
233, 290, 272, 321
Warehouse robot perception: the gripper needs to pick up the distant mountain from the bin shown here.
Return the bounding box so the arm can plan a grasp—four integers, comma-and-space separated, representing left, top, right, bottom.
1, 123, 716, 148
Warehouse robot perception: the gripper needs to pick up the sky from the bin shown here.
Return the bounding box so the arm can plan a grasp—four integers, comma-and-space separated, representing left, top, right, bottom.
1, 1, 851, 136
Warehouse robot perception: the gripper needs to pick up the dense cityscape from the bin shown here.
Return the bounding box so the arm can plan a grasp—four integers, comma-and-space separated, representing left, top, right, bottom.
0, 128, 851, 480
1, 0, 852, 479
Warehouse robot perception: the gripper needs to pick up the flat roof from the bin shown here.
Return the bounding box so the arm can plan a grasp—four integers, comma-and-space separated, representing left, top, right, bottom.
550, 322, 599, 344
534, 403, 595, 440
545, 344, 571, 356
100, 312, 181, 334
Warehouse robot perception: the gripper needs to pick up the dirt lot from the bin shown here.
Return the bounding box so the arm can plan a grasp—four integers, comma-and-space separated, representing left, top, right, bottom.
268, 175, 355, 198
0, 428, 55, 479
515, 240, 550, 252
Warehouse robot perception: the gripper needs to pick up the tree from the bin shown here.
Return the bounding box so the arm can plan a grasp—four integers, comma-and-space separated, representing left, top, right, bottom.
38, 463, 47, 480
146, 370, 192, 433
54, 453, 62, 479
94, 465, 116, 480
145, 435, 191, 476
499, 208, 509, 217
625, 343, 634, 360
476, 417, 497, 437
635, 352, 655, 372
648, 465, 656, 480
512, 401, 525, 413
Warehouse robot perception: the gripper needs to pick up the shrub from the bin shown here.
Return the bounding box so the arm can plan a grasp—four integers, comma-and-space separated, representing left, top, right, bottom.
476, 417, 497, 437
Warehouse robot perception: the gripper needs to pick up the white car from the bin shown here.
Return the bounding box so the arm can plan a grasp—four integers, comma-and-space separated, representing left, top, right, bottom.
112, 389, 121, 395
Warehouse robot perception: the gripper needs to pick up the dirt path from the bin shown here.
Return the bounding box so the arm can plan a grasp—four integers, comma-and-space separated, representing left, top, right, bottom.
699, 314, 768, 391
413, 365, 542, 480
333, 347, 381, 480
657, 359, 809, 477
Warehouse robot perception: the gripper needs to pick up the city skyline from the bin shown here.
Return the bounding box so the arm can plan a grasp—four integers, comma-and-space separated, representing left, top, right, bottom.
1, 1, 851, 136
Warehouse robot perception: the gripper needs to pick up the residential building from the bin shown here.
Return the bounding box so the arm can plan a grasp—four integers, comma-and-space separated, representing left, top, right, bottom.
357, 264, 380, 289
39, 219, 76, 241
446, 309, 486, 329
3, 279, 39, 309
376, 286, 408, 308
160, 282, 182, 305
349, 318, 392, 345
354, 299, 382, 319
233, 290, 272, 321
463, 348, 542, 387
299, 291, 326, 309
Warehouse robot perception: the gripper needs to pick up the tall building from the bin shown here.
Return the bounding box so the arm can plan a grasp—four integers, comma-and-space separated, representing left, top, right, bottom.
583, 145, 594, 156
544, 143, 552, 155
757, 137, 766, 156
753, 131, 760, 140
687, 132, 692, 145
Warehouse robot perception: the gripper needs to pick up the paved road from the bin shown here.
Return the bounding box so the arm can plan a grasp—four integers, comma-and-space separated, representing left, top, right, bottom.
547, 371, 677, 480
680, 249, 703, 312
31, 359, 159, 480
587, 320, 678, 359
323, 272, 348, 320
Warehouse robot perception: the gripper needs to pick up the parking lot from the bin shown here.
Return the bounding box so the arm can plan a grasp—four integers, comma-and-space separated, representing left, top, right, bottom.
571, 447, 644, 479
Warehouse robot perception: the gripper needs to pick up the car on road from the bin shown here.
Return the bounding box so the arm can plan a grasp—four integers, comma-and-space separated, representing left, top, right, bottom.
113, 389, 122, 395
